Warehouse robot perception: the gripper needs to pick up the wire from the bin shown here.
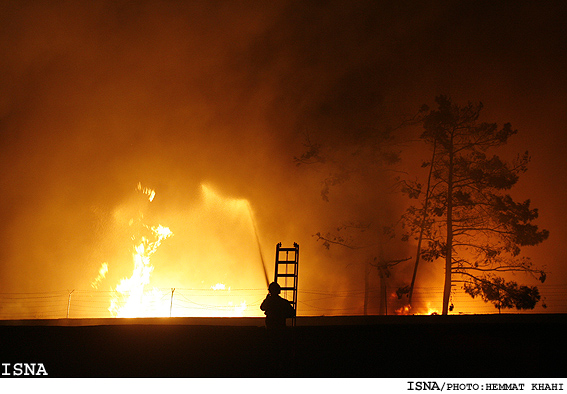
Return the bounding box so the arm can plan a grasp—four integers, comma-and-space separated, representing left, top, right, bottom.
0, 284, 566, 319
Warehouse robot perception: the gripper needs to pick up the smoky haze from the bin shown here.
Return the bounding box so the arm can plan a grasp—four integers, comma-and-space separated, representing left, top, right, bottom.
1, 1, 566, 316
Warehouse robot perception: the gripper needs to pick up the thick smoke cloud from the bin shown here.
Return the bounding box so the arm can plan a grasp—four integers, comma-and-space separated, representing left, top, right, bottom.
1, 1, 566, 315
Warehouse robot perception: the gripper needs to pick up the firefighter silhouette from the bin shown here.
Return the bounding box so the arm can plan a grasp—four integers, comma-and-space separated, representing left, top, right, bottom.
260, 282, 295, 329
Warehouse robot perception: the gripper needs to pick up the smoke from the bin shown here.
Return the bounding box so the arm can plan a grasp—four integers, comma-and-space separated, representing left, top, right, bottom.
1, 0, 566, 316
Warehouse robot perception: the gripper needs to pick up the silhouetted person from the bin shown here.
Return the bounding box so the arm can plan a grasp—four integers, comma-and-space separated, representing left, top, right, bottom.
260, 282, 295, 329
260, 282, 296, 376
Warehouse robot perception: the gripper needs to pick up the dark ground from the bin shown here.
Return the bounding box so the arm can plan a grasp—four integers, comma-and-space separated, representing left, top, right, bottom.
0, 314, 565, 377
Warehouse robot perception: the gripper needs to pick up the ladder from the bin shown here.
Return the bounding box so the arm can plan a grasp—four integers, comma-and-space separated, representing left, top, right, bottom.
274, 242, 299, 326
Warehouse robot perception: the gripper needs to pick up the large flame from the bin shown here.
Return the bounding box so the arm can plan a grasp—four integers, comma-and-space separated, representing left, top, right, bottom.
108, 224, 173, 317
103, 182, 259, 318
105, 183, 172, 317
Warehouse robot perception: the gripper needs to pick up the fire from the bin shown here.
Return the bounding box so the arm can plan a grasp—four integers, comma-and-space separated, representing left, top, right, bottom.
90, 262, 108, 289
103, 182, 256, 318
136, 181, 155, 202
413, 302, 440, 315
109, 223, 173, 317
395, 305, 412, 315
108, 184, 174, 317
395, 302, 440, 315
421, 303, 440, 315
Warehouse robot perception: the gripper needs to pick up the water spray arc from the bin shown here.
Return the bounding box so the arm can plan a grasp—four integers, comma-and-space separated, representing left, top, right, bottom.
246, 201, 270, 287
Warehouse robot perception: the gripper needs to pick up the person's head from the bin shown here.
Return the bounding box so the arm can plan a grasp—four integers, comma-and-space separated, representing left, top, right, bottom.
268, 282, 281, 295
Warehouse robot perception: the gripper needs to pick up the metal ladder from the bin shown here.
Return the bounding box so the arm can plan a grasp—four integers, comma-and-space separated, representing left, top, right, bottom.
274, 242, 299, 326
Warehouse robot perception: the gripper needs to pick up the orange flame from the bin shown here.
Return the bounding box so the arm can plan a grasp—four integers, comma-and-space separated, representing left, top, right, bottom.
105, 182, 255, 318
413, 302, 440, 315
109, 224, 173, 317
107, 184, 173, 317
90, 262, 108, 289
395, 302, 440, 315
395, 305, 411, 315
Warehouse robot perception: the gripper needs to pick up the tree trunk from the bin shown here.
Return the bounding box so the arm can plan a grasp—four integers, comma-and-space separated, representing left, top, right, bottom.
442, 133, 454, 315
379, 269, 387, 315
409, 140, 437, 307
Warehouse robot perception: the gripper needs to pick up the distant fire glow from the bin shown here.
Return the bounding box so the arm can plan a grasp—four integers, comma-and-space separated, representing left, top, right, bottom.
395, 302, 440, 316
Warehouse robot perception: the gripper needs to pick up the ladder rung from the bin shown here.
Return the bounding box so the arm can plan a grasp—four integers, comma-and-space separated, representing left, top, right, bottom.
278, 247, 297, 251
275, 273, 296, 277
276, 261, 297, 264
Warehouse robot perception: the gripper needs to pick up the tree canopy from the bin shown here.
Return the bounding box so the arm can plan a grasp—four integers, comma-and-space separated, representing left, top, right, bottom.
400, 96, 549, 314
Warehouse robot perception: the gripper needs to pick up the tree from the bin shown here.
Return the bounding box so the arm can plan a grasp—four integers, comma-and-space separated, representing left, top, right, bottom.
295, 124, 408, 315
294, 126, 401, 202
400, 96, 549, 315
463, 275, 545, 312
295, 115, 418, 252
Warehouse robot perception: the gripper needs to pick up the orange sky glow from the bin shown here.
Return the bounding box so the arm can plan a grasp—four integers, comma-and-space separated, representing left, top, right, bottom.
0, 1, 566, 319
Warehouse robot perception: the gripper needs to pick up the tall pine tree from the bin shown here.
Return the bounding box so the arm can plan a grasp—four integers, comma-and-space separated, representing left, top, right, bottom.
401, 96, 548, 314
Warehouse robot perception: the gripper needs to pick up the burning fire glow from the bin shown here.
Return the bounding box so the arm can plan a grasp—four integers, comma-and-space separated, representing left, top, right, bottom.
136, 181, 155, 202
108, 224, 173, 317
395, 302, 440, 315
395, 305, 411, 315
101, 182, 257, 318
90, 262, 108, 289
106, 183, 174, 317
420, 303, 440, 315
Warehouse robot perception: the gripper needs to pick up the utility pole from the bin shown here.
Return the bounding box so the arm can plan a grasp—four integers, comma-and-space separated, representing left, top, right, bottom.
67, 289, 74, 319
170, 288, 175, 317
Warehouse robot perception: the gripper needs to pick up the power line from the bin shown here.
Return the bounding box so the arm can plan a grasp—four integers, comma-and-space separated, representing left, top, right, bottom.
0, 284, 566, 319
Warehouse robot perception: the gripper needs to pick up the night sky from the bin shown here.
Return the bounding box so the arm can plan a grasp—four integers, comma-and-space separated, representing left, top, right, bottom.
1, 0, 566, 315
